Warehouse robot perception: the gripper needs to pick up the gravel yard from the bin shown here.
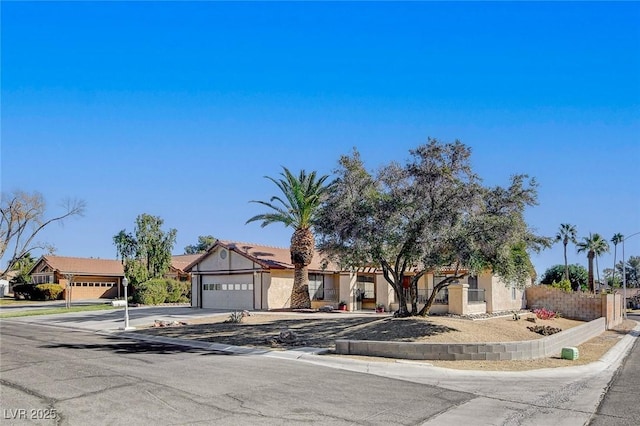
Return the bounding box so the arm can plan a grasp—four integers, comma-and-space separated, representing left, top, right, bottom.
133, 311, 636, 369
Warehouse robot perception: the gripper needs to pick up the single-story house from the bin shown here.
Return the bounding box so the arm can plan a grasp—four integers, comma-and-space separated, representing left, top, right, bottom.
186, 240, 528, 314
27, 254, 201, 300
166, 254, 202, 282
29, 255, 125, 300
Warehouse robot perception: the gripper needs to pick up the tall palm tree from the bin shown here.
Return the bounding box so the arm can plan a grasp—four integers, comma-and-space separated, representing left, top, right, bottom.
247, 167, 332, 309
555, 224, 578, 282
591, 234, 609, 288
577, 233, 609, 292
611, 233, 624, 286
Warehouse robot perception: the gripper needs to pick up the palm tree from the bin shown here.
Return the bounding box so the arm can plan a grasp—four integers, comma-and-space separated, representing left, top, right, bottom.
247, 167, 332, 309
577, 233, 609, 292
555, 224, 578, 282
591, 234, 609, 288
611, 233, 624, 286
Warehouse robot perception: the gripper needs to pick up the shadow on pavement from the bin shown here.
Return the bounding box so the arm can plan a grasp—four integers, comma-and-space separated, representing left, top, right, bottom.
39, 336, 231, 356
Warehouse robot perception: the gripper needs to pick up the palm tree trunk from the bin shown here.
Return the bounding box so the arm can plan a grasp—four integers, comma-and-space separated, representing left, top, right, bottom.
563, 242, 569, 281
291, 265, 311, 309
595, 255, 601, 289
612, 245, 617, 287
588, 251, 595, 292
290, 227, 313, 309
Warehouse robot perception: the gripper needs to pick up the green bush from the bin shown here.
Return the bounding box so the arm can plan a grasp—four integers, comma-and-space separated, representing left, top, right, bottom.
13, 283, 63, 300
550, 279, 573, 293
166, 279, 190, 303
132, 278, 191, 305
35, 284, 64, 300
133, 279, 168, 305
13, 283, 37, 300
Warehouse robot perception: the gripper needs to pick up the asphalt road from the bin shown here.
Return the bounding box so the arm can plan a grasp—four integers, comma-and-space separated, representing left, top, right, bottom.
589, 313, 640, 426
0, 321, 473, 425
2, 310, 638, 425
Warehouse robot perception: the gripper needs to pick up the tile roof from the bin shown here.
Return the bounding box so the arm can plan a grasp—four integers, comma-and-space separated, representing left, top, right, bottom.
186, 240, 340, 272
170, 254, 202, 272
32, 254, 203, 276
39, 255, 124, 275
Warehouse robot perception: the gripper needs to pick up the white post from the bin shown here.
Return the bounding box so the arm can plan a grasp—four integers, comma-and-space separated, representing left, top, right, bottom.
121, 277, 134, 330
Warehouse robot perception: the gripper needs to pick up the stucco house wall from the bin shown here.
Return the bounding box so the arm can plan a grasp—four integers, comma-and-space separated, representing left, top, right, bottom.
479, 273, 527, 313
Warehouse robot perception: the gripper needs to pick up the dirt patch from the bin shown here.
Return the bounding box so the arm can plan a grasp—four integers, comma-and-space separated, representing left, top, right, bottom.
135, 312, 638, 371
138, 311, 583, 348
421, 319, 638, 370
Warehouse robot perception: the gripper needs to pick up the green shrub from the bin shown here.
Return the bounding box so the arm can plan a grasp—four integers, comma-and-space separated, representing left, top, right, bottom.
550, 279, 573, 293
13, 283, 37, 300
13, 283, 63, 300
35, 284, 64, 301
166, 279, 190, 303
133, 279, 168, 305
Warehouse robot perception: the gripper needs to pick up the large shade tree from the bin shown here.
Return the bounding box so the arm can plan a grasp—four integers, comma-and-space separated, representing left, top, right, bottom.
315, 139, 548, 317
184, 235, 217, 254
1, 190, 85, 277
113, 213, 177, 286
247, 167, 332, 309
539, 264, 588, 291
555, 224, 578, 282
618, 256, 640, 288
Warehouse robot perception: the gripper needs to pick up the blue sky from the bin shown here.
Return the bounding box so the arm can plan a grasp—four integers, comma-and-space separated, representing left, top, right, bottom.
2, 1, 639, 280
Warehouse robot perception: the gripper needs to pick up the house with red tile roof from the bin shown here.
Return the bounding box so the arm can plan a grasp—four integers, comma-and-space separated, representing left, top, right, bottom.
186, 240, 528, 313
29, 255, 125, 300
27, 254, 200, 300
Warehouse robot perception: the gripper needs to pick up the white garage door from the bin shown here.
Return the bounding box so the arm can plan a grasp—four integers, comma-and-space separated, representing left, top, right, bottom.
201, 276, 254, 310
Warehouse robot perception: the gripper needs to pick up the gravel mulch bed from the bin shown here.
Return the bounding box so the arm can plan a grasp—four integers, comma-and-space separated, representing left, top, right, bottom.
136, 311, 586, 349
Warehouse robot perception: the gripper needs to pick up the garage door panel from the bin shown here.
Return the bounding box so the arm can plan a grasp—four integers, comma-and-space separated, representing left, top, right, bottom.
201, 275, 254, 310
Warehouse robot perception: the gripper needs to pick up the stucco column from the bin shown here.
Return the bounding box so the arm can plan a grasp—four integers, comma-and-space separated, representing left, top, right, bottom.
448, 283, 469, 315
339, 272, 356, 311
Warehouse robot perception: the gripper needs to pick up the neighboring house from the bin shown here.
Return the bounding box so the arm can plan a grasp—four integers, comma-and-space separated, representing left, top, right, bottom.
186, 240, 528, 314
29, 255, 125, 300
27, 254, 201, 300
166, 254, 201, 282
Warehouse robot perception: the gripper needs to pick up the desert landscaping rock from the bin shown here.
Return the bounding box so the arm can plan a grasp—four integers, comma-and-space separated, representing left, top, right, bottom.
134, 312, 637, 371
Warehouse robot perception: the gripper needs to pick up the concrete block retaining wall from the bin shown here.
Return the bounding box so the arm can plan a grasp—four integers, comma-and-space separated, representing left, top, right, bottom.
335, 317, 606, 361
526, 287, 623, 328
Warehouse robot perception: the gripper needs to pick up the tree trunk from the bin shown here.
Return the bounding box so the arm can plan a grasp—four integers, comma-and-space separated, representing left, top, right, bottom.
588, 250, 595, 293
612, 245, 617, 286
290, 227, 313, 309
392, 280, 410, 317
418, 283, 443, 316
563, 242, 569, 282
291, 265, 311, 309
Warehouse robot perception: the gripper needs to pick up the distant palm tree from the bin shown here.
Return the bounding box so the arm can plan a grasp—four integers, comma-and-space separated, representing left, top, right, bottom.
611, 233, 624, 286
592, 234, 609, 288
555, 224, 578, 282
247, 167, 332, 309
577, 233, 609, 292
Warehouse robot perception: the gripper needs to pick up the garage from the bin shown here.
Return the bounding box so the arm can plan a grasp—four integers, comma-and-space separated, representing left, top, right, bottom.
201, 275, 254, 310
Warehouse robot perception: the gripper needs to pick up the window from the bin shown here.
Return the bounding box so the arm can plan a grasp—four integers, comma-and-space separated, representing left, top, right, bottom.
357, 275, 375, 299
308, 274, 324, 300
205, 283, 252, 291
512, 286, 517, 300
467, 276, 478, 289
